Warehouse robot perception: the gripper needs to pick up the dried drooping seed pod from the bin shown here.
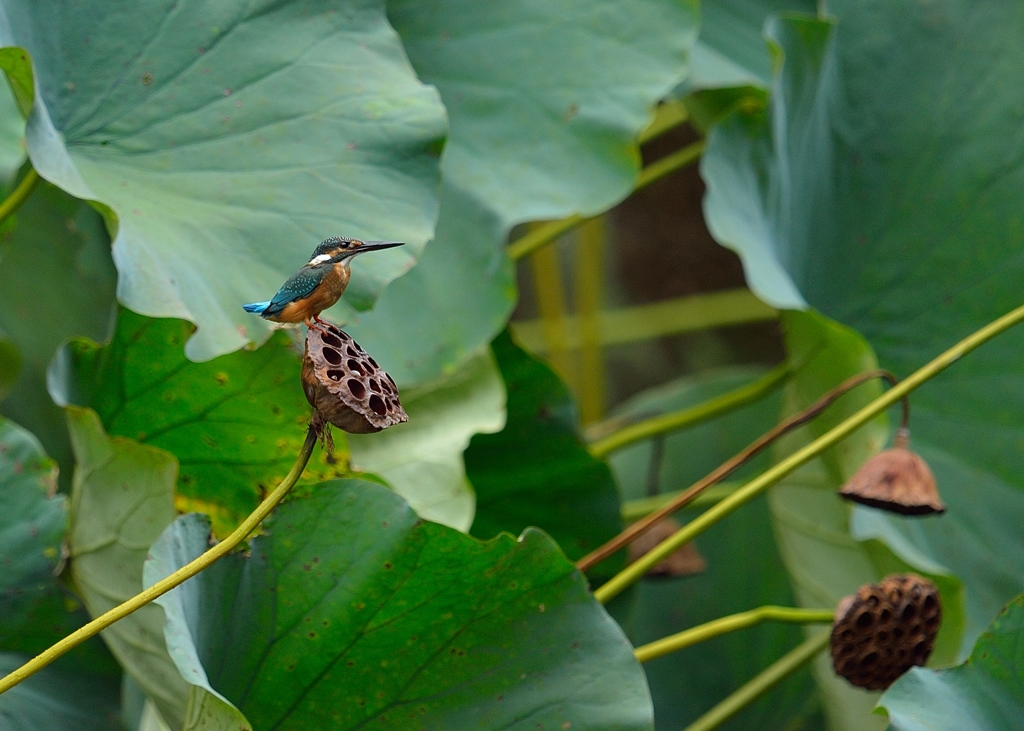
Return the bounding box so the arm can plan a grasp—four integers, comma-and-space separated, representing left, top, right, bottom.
627, 518, 706, 577
831, 574, 941, 690
839, 428, 945, 515
302, 323, 408, 434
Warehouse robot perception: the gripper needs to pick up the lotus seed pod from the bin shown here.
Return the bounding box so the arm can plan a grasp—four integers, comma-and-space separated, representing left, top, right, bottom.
839, 428, 945, 515
627, 518, 706, 577
831, 574, 941, 690
302, 323, 408, 434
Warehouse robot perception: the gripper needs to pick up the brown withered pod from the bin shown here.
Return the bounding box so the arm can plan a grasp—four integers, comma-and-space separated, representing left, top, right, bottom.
831, 574, 941, 690
627, 518, 707, 578
839, 427, 945, 515
302, 322, 408, 438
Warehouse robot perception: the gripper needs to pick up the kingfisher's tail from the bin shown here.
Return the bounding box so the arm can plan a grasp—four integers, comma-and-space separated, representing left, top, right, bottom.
243, 301, 271, 315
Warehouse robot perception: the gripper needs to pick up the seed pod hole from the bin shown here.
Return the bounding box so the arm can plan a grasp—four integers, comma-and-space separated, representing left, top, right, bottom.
323, 347, 342, 365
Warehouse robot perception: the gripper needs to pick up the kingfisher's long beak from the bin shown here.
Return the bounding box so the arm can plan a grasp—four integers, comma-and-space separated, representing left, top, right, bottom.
334, 240, 404, 263
357, 240, 404, 254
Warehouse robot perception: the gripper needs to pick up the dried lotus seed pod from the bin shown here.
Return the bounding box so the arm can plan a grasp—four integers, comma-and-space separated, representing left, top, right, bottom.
627, 518, 706, 577
839, 428, 945, 515
831, 574, 941, 690
302, 323, 407, 434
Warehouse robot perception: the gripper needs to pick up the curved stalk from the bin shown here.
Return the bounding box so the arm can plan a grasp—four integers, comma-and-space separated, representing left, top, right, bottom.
507, 139, 705, 261
634, 606, 834, 664
0, 425, 319, 696
634, 139, 705, 190
579, 368, 897, 573
638, 100, 689, 145
588, 362, 791, 459
682, 631, 831, 731
593, 301, 1024, 603
621, 483, 738, 522
0, 167, 39, 225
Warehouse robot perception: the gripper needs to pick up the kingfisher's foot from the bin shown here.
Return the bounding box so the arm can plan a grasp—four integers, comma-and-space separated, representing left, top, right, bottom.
306, 318, 328, 333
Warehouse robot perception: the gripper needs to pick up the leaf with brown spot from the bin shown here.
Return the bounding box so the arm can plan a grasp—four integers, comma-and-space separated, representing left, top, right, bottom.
145, 479, 652, 731
51, 308, 336, 531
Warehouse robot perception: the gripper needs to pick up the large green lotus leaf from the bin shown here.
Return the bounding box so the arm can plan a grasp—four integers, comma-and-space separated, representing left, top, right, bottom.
52, 308, 334, 528
392, 0, 698, 219
466, 332, 622, 574
767, 311, 965, 731
66, 406, 187, 730
0, 417, 68, 654
0, 0, 446, 361
880, 593, 1024, 731
144, 513, 252, 731
0, 180, 116, 480
347, 0, 698, 385
347, 347, 505, 532
0, 653, 121, 731
701, 7, 1024, 655
603, 367, 824, 730
768, 311, 892, 731
686, 0, 817, 91
144, 478, 654, 731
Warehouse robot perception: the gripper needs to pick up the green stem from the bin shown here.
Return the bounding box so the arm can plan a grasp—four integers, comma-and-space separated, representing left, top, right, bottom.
638, 100, 689, 145
682, 631, 831, 731
0, 167, 39, 225
621, 483, 739, 523
507, 139, 705, 261
634, 139, 705, 190
508, 214, 584, 262
0, 425, 319, 696
512, 288, 777, 354
580, 369, 896, 573
588, 362, 790, 459
634, 606, 833, 664
594, 300, 1024, 603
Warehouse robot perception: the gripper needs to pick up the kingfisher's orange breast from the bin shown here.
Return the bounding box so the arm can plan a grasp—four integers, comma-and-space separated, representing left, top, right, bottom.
275, 264, 350, 324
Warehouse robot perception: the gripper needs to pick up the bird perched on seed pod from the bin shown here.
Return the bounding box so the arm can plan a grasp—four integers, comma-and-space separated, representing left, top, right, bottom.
243, 236, 403, 328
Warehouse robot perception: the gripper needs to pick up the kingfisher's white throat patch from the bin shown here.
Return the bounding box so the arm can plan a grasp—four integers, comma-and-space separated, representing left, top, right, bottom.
308, 254, 332, 266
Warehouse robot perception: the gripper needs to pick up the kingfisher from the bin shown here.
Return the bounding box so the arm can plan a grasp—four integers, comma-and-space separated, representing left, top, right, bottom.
243, 236, 403, 328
